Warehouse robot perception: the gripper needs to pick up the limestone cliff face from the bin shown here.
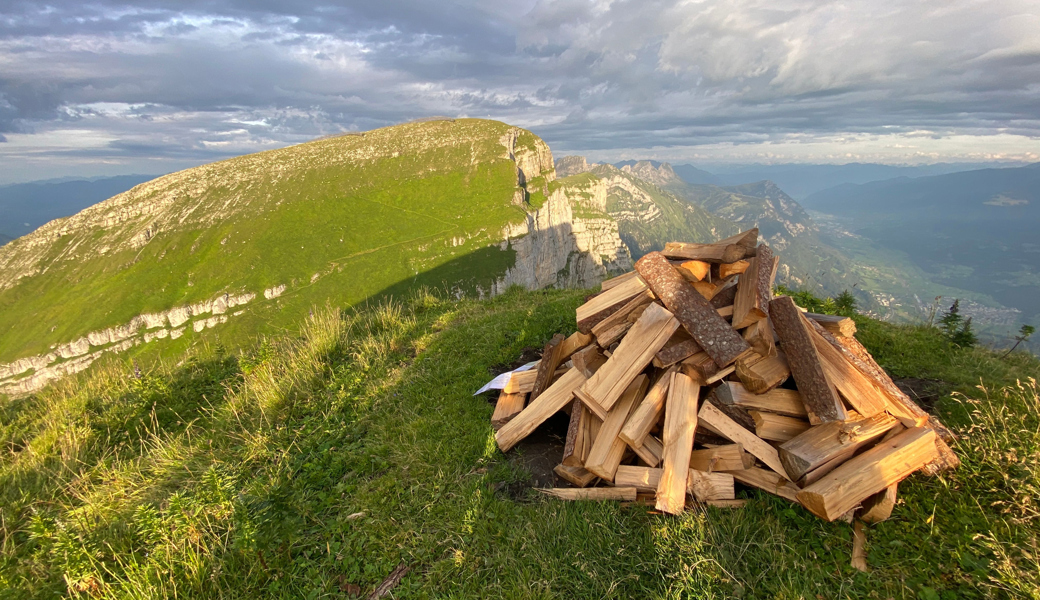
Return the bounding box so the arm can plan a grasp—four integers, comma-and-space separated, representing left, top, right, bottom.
493, 153, 631, 293
554, 155, 592, 178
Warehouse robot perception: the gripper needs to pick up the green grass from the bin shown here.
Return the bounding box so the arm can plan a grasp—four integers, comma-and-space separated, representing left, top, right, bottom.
2, 287, 1039, 598
0, 119, 532, 364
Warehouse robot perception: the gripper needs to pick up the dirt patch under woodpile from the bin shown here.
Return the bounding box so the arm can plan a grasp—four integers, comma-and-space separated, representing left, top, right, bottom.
893, 377, 949, 413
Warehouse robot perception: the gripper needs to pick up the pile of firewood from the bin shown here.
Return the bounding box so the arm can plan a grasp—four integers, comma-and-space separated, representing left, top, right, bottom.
490, 228, 958, 535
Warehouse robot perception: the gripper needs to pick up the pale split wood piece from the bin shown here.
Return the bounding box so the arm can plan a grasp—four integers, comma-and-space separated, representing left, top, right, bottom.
687, 470, 736, 501
803, 314, 888, 417
714, 381, 808, 417
600, 270, 639, 291
725, 467, 802, 503
806, 313, 856, 338
662, 228, 759, 263
558, 331, 594, 361
491, 391, 526, 429
575, 302, 679, 417
857, 484, 897, 523
797, 426, 939, 521
619, 368, 672, 449
655, 371, 700, 514
576, 274, 649, 333
632, 434, 664, 467
538, 487, 639, 501
735, 351, 790, 394
852, 520, 870, 572
553, 464, 598, 488
749, 410, 811, 442
778, 411, 898, 481
636, 252, 751, 367
719, 260, 750, 279
698, 401, 791, 479
530, 334, 566, 401
585, 375, 650, 481
732, 244, 775, 329
495, 368, 587, 452
689, 444, 753, 472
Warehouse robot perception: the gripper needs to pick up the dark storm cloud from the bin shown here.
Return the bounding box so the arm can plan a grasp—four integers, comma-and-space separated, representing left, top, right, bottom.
1, 0, 1038, 181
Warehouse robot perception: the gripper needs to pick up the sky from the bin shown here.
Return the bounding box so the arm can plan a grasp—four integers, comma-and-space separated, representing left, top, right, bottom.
0, 0, 1038, 183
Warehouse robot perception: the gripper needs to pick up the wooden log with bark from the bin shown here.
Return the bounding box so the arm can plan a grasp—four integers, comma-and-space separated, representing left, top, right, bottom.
769, 296, 846, 422
636, 252, 751, 367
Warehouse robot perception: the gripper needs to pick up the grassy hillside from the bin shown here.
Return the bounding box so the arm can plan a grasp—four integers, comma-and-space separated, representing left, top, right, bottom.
0, 120, 547, 364
2, 287, 1038, 598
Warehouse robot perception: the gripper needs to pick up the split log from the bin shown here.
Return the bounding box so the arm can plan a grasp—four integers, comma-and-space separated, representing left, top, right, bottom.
719, 260, 749, 279
491, 391, 526, 429
726, 466, 801, 503
677, 260, 711, 281
559, 331, 594, 361
815, 322, 931, 428
662, 228, 759, 263
576, 275, 649, 333
806, 313, 856, 338
735, 352, 790, 394
530, 334, 566, 401
749, 410, 811, 442
693, 280, 723, 300
733, 244, 776, 329
632, 434, 663, 467
553, 464, 598, 488
804, 316, 888, 417
687, 470, 736, 501
714, 381, 808, 418
614, 465, 661, 492
769, 296, 846, 422
635, 252, 751, 367
619, 369, 673, 449
742, 317, 777, 359
539, 487, 638, 502
698, 401, 790, 478
571, 345, 607, 379
585, 375, 649, 481
575, 302, 679, 418
655, 372, 700, 514
797, 426, 939, 521
689, 444, 753, 472
921, 436, 961, 475
591, 290, 655, 343
857, 484, 897, 523
503, 366, 567, 394
600, 270, 639, 291
495, 368, 587, 452
852, 520, 870, 573
778, 411, 898, 481
595, 322, 632, 348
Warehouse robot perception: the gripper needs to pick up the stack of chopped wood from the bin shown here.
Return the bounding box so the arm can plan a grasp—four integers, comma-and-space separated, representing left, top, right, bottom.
491, 228, 959, 526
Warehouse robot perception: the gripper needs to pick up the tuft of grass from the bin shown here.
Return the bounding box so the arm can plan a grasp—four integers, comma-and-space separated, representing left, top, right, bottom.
2, 287, 1039, 598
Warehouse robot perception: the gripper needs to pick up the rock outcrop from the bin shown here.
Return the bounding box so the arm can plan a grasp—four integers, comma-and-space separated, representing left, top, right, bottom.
555, 155, 593, 178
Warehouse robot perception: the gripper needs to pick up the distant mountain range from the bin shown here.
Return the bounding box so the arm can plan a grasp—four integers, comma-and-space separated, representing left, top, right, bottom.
803, 163, 1040, 327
